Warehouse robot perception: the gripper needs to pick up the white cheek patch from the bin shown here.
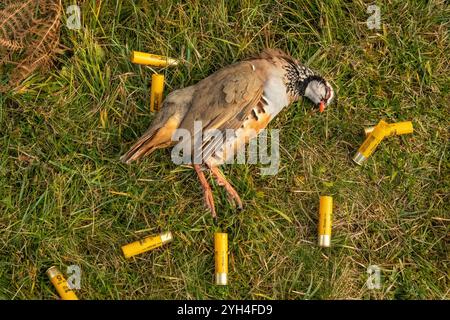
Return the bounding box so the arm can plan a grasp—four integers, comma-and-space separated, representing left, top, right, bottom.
304, 85, 320, 104
305, 81, 327, 105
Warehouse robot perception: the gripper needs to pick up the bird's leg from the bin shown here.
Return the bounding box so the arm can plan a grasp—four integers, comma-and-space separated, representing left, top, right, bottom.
193, 164, 217, 218
209, 166, 243, 210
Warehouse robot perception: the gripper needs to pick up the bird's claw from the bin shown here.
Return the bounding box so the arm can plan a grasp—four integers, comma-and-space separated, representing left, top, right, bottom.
204, 187, 217, 218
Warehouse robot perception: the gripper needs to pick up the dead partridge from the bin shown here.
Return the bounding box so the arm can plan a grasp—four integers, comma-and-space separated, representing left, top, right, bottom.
121, 48, 334, 218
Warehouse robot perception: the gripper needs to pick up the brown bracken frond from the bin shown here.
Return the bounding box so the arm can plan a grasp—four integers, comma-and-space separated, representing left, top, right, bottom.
0, 0, 63, 92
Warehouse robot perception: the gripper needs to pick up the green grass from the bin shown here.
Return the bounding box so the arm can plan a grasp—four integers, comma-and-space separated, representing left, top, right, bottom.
0, 0, 449, 300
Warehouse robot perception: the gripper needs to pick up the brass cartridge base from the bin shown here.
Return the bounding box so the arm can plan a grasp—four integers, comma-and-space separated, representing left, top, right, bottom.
160, 231, 173, 243
215, 273, 228, 285
46, 266, 61, 279
352, 152, 366, 165
318, 235, 331, 247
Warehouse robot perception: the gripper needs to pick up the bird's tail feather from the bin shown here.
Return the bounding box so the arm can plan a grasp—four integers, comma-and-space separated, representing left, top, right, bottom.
120, 130, 158, 164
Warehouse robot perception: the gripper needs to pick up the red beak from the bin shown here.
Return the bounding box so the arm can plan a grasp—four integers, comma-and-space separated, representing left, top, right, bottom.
319, 101, 325, 113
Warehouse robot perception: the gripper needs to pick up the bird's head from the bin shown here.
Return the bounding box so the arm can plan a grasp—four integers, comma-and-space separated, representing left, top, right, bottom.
303, 76, 334, 112
283, 60, 334, 112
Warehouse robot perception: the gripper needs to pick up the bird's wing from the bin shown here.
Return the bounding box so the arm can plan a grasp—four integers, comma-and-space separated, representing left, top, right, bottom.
180, 61, 266, 133
178, 61, 268, 161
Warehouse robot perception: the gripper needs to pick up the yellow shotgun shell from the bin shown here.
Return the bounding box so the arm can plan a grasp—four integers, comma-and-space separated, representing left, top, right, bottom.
131, 51, 179, 67
46, 266, 79, 300
150, 73, 165, 112
318, 196, 333, 247
353, 119, 388, 165
385, 121, 413, 137
364, 121, 413, 137
214, 233, 228, 285
122, 231, 173, 259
